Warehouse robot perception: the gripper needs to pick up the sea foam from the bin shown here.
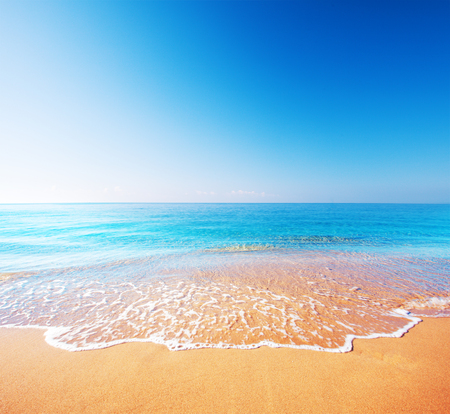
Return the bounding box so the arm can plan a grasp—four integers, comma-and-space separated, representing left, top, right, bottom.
0, 251, 446, 352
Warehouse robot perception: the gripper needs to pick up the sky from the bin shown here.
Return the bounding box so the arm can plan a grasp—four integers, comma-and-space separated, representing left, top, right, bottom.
0, 0, 449, 203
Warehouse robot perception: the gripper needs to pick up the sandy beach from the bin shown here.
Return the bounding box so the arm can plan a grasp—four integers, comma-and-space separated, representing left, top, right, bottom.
0, 318, 448, 413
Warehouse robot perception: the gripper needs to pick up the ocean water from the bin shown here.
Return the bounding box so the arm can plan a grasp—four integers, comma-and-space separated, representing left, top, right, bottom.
0, 203, 449, 352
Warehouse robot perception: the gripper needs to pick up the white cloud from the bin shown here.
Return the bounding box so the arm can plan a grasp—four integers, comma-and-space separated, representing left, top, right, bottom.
229, 190, 277, 198
232, 190, 251, 195
230, 190, 260, 196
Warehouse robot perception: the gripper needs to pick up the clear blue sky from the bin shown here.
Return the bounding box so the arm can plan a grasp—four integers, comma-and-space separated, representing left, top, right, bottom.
0, 0, 449, 203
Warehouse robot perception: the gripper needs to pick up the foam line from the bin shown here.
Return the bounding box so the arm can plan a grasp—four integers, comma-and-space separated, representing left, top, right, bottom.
0, 251, 447, 354
0, 311, 422, 354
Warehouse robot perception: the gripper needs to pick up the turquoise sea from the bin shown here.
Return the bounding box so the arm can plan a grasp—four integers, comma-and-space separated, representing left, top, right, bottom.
0, 204, 449, 352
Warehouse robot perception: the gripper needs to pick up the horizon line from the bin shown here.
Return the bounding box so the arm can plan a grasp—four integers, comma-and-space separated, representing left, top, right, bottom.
0, 202, 449, 206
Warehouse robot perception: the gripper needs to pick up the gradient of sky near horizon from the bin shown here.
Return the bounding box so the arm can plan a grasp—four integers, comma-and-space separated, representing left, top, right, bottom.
0, 0, 449, 203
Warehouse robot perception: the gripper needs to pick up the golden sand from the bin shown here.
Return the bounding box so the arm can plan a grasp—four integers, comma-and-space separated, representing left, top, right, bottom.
0, 318, 449, 413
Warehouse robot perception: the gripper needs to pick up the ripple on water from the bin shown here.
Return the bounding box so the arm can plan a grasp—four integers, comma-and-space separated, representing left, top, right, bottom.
0, 251, 448, 352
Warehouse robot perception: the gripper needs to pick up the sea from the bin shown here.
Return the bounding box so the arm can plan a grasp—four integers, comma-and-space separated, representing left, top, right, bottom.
0, 203, 449, 352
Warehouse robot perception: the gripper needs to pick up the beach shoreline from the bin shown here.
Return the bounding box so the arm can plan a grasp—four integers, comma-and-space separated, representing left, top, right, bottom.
1, 318, 449, 413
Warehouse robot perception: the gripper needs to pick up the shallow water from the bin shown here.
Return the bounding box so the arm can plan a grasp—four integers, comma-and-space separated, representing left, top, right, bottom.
0, 204, 449, 352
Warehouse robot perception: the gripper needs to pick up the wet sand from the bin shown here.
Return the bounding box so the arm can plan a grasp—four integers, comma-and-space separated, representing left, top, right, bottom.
0, 318, 449, 413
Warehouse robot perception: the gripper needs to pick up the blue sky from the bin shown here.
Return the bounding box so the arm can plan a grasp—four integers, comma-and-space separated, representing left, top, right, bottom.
0, 0, 448, 203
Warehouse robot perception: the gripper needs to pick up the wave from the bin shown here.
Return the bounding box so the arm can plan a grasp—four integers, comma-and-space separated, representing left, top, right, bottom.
204, 244, 275, 252
0, 251, 448, 352
404, 295, 450, 317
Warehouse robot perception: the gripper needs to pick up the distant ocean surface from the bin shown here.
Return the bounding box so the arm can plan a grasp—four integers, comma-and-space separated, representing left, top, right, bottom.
0, 203, 449, 352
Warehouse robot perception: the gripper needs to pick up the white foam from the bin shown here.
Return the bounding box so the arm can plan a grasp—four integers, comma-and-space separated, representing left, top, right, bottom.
1, 309, 421, 354
0, 251, 447, 354
394, 308, 410, 316
405, 296, 450, 310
